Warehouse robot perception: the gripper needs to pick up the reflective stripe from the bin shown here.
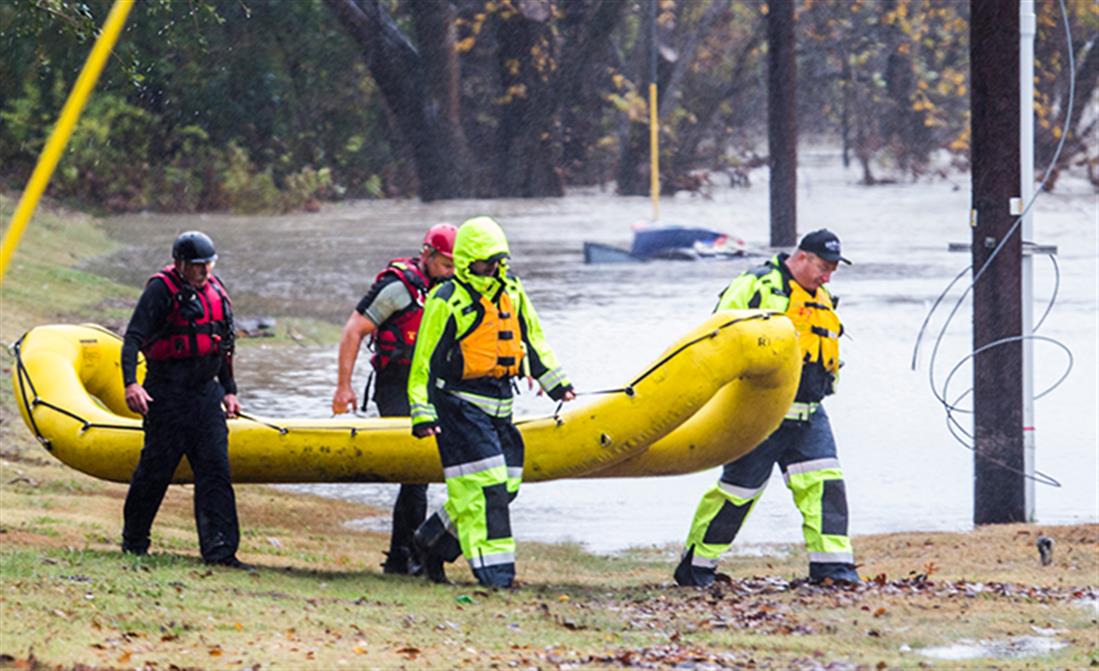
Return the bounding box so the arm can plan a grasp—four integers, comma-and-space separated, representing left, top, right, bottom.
443, 455, 507, 480
410, 402, 437, 423
809, 551, 854, 564
718, 481, 767, 501
507, 467, 523, 481
438, 507, 458, 535
784, 401, 820, 422
468, 551, 516, 569
690, 553, 720, 568
449, 390, 514, 418
783, 458, 843, 482
537, 367, 567, 391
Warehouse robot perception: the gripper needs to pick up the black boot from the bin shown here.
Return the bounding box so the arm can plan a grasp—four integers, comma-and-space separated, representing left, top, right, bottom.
472, 564, 514, 589
205, 555, 255, 571
121, 543, 148, 557
381, 547, 415, 575
422, 552, 450, 585
673, 546, 715, 587
809, 562, 860, 586
413, 525, 451, 585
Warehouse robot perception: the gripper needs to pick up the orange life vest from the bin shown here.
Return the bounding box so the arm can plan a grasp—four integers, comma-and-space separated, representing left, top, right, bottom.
457, 289, 524, 380
785, 281, 841, 375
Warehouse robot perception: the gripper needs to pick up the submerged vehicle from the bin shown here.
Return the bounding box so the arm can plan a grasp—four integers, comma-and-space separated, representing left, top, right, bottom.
583, 224, 752, 263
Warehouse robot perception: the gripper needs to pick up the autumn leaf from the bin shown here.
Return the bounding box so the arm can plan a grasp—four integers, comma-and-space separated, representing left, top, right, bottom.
396, 646, 421, 660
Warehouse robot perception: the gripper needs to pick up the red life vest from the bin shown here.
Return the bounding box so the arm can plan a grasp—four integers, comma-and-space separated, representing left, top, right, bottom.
144, 265, 232, 361
370, 258, 430, 371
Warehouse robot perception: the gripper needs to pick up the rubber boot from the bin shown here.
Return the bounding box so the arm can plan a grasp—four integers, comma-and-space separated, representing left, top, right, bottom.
809, 562, 861, 586
673, 546, 715, 587
472, 564, 514, 589
381, 547, 416, 575
413, 522, 451, 585
121, 543, 148, 557
206, 555, 255, 571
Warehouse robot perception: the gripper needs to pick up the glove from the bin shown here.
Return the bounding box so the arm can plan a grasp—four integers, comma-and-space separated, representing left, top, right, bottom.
412, 421, 440, 438
547, 384, 574, 402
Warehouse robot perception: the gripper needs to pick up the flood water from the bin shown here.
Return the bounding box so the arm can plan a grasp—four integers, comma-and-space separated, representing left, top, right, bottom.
91, 150, 1098, 554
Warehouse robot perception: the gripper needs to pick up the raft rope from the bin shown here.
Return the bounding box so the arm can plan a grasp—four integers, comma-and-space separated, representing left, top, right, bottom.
11, 334, 144, 451
911, 0, 1077, 488
11, 313, 775, 440
539, 312, 775, 426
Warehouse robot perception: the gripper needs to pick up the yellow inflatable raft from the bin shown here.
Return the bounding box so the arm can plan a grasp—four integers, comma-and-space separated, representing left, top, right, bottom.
10, 311, 799, 484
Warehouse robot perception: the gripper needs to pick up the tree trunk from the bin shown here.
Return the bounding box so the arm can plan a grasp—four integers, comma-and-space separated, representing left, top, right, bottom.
663, 32, 762, 188
557, 0, 626, 185
615, 0, 669, 197
493, 0, 563, 197
491, 0, 624, 197
409, 0, 472, 184
880, 0, 930, 178
767, 0, 797, 247
325, 0, 472, 200
841, 54, 851, 169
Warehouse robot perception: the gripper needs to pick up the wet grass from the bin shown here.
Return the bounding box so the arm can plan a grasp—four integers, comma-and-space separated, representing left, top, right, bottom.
0, 194, 138, 345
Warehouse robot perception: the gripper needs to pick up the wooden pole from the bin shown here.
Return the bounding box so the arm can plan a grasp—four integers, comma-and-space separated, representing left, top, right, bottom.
969, 0, 1025, 524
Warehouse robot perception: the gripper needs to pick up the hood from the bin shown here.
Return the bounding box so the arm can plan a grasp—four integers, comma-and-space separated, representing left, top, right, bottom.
454, 216, 510, 294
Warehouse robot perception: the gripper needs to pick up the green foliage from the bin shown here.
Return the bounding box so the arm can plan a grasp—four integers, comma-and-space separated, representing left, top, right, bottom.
0, 79, 49, 159
283, 166, 334, 209
217, 144, 281, 214
55, 93, 155, 210
1, 0, 397, 212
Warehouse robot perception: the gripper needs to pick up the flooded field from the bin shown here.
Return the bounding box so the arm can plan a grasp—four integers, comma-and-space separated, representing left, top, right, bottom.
91, 151, 1098, 553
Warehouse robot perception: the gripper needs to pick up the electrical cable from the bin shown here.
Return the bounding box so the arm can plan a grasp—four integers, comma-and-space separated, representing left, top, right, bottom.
911, 0, 1078, 487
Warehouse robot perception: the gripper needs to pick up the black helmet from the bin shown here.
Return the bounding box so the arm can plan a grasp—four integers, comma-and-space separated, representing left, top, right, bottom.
172, 231, 218, 263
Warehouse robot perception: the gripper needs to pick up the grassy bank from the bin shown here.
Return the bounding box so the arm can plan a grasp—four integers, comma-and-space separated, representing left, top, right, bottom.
2, 198, 1097, 669
2, 453, 1097, 669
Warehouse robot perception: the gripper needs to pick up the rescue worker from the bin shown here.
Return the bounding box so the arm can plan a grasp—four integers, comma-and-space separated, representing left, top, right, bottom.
674, 229, 860, 587
408, 216, 575, 588
120, 231, 248, 568
331, 224, 457, 575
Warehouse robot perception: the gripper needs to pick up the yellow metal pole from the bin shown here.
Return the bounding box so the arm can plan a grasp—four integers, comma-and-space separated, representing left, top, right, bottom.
0, 0, 134, 282
649, 82, 660, 222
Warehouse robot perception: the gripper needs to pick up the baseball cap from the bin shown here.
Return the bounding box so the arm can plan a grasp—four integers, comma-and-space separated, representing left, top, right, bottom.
798, 229, 851, 265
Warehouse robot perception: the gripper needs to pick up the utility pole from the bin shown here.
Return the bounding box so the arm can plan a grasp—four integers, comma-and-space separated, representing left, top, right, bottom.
767, 0, 797, 247
969, 0, 1025, 524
